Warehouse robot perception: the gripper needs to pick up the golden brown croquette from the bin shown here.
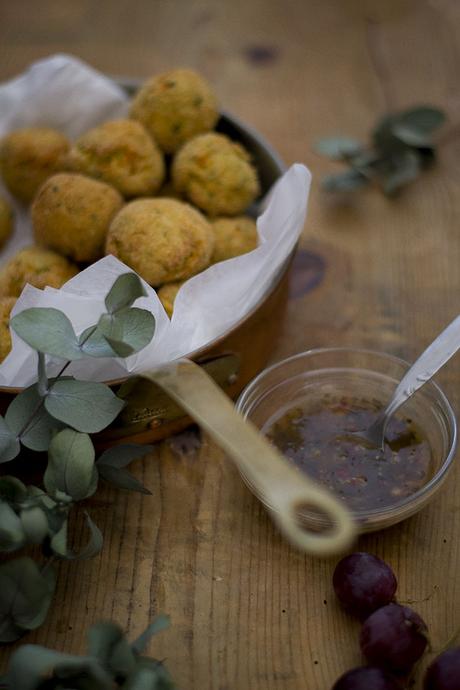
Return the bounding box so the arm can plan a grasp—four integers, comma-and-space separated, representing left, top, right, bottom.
172, 132, 260, 216
211, 216, 258, 263
32, 173, 123, 262
0, 297, 16, 362
0, 246, 79, 298
130, 69, 219, 154
106, 198, 214, 285
157, 281, 184, 318
66, 119, 165, 197
0, 127, 69, 204
0, 197, 13, 250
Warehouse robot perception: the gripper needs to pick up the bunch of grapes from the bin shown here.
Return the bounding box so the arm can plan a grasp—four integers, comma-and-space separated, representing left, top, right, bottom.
331, 552, 460, 689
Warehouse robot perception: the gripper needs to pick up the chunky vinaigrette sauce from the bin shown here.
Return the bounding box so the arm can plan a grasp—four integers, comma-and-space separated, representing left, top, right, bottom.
263, 394, 432, 511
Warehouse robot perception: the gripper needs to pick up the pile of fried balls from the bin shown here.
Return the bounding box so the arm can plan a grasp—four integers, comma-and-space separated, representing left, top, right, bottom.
0, 68, 261, 362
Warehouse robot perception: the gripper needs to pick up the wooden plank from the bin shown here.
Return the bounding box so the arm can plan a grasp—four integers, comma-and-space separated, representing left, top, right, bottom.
0, 1, 460, 688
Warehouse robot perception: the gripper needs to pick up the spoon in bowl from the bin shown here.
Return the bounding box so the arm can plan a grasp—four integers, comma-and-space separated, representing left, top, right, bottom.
350, 314, 460, 450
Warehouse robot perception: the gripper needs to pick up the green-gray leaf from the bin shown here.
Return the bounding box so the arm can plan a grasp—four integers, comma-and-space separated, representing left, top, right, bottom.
0, 500, 25, 552
131, 615, 170, 655
69, 512, 103, 560
44, 429, 96, 501
20, 506, 49, 544
382, 151, 420, 196
322, 169, 368, 192
97, 444, 154, 495
88, 621, 137, 678
105, 272, 147, 314
37, 352, 48, 396
98, 308, 155, 357
0, 415, 20, 463
1, 645, 113, 690
397, 106, 446, 134
5, 383, 64, 451
0, 476, 27, 502
10, 308, 83, 360
0, 557, 56, 642
45, 379, 125, 433
79, 324, 118, 358
50, 519, 68, 557
314, 137, 363, 160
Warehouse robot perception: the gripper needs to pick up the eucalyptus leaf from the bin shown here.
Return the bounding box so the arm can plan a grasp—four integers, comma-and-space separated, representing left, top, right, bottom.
79, 324, 118, 359
0, 415, 20, 463
50, 519, 68, 557
314, 136, 363, 160
45, 429, 95, 501
37, 352, 48, 396
105, 272, 146, 314
0, 557, 56, 642
0, 476, 27, 502
98, 308, 155, 357
5, 383, 64, 451
20, 506, 49, 544
131, 615, 170, 655
382, 150, 420, 196
392, 123, 432, 147
1, 645, 113, 690
10, 308, 83, 360
97, 444, 154, 495
88, 621, 137, 679
322, 169, 368, 192
0, 500, 25, 552
397, 106, 446, 134
123, 667, 161, 690
68, 512, 103, 560
45, 379, 125, 433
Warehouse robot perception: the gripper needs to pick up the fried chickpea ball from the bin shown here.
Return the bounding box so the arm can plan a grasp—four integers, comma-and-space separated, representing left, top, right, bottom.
0, 197, 13, 250
66, 119, 165, 197
172, 133, 260, 216
130, 68, 219, 154
211, 216, 258, 263
0, 127, 69, 203
106, 198, 214, 286
0, 297, 16, 362
0, 246, 79, 298
157, 281, 184, 318
32, 173, 123, 263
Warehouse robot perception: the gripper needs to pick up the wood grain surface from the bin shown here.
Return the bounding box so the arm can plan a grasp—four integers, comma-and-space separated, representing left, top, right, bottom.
1, 1, 460, 688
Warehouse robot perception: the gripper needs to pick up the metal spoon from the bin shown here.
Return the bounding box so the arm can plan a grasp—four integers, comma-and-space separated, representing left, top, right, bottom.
351, 314, 460, 450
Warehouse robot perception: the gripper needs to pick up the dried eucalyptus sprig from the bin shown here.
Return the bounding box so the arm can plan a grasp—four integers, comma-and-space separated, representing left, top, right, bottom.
315, 105, 447, 196
0, 616, 176, 689
0, 272, 156, 642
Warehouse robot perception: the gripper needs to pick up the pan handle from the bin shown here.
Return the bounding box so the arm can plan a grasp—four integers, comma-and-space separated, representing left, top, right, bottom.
143, 358, 356, 556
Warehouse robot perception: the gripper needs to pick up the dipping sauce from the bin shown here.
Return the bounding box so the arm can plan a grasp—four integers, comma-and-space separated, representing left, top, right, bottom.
263, 394, 432, 512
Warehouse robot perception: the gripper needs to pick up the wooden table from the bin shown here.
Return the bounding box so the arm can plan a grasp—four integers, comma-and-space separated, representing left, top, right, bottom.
1, 1, 460, 687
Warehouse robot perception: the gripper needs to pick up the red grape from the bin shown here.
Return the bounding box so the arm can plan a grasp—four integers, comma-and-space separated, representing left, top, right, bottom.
333, 552, 397, 619
332, 666, 399, 690
360, 603, 428, 673
424, 647, 460, 690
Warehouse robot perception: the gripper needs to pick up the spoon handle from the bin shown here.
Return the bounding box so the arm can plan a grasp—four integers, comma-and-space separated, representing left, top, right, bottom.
143, 358, 356, 556
384, 314, 460, 420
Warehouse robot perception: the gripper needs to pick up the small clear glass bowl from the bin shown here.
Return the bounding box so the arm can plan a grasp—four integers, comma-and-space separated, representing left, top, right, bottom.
236, 348, 457, 533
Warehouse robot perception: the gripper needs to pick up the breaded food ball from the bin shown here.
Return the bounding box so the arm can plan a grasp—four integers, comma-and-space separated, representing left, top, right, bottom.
0, 297, 16, 362
0, 246, 79, 298
157, 281, 184, 318
0, 127, 69, 203
211, 216, 258, 263
66, 119, 165, 197
130, 69, 219, 154
32, 173, 123, 262
106, 198, 214, 286
0, 197, 13, 250
172, 133, 260, 216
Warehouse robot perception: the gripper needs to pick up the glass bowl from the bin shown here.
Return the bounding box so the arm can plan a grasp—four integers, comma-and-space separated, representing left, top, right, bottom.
235, 347, 457, 533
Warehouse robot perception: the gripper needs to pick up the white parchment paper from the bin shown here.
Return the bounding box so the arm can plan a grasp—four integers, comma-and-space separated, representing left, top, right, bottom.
0, 55, 311, 388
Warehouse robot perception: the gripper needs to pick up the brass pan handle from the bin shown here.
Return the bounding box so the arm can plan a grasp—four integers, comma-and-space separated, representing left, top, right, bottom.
143, 359, 356, 556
